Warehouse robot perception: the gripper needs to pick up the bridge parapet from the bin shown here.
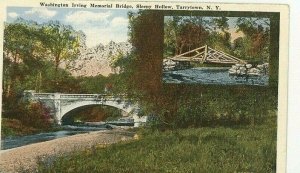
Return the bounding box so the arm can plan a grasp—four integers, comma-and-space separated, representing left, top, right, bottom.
33, 93, 55, 98
60, 94, 99, 98
29, 92, 126, 101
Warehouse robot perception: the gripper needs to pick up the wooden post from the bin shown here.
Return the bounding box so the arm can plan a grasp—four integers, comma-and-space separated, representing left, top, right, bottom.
203, 45, 208, 63
38, 72, 42, 93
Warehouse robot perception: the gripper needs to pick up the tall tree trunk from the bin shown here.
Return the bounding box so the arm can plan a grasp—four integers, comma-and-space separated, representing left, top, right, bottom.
39, 72, 42, 92
54, 54, 60, 88
179, 44, 184, 55
55, 55, 60, 74
35, 72, 42, 93
5, 80, 11, 98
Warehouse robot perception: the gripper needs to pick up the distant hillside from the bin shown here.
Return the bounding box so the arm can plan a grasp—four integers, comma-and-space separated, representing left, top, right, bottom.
62, 38, 132, 77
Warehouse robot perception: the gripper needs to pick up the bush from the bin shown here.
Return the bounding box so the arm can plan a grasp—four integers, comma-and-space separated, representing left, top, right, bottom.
146, 86, 277, 129
21, 102, 52, 129
1, 118, 38, 138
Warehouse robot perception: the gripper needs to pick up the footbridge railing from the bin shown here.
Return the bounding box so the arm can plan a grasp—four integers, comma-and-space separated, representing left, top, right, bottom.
168, 45, 247, 64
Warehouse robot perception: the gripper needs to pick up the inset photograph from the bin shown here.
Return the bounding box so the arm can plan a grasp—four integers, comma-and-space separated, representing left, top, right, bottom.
163, 16, 270, 85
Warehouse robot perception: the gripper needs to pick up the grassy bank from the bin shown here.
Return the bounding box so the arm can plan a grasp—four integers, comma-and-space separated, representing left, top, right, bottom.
37, 117, 276, 173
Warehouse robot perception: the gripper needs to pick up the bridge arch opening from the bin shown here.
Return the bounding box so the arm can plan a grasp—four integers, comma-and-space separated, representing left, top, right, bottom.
61, 104, 130, 125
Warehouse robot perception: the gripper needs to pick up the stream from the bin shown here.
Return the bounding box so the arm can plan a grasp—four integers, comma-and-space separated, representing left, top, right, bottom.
1, 125, 111, 150
163, 67, 269, 86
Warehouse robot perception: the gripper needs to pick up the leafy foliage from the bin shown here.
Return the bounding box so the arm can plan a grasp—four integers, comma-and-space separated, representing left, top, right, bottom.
1, 118, 38, 138
233, 17, 270, 63
21, 102, 52, 129
39, 21, 80, 73
77, 75, 108, 94
164, 16, 210, 56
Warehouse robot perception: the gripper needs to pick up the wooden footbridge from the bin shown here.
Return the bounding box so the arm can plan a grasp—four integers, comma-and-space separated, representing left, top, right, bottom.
168, 45, 246, 64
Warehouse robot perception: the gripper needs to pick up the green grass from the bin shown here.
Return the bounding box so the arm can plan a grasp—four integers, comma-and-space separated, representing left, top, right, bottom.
37, 117, 277, 173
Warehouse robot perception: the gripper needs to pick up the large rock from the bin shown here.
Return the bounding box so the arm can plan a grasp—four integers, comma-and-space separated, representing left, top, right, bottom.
246, 64, 252, 68
257, 64, 264, 70
235, 63, 244, 67
248, 68, 261, 76
239, 67, 247, 75
163, 59, 177, 66
229, 63, 268, 76
231, 65, 238, 70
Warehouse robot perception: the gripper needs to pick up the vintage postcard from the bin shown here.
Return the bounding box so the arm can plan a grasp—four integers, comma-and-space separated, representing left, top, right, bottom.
0, 1, 288, 172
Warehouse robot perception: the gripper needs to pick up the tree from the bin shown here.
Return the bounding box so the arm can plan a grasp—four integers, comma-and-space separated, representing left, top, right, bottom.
207, 30, 232, 53
164, 16, 209, 56
234, 17, 270, 62
212, 17, 229, 31
176, 23, 209, 54
39, 21, 80, 80
3, 19, 47, 97
163, 16, 231, 57
78, 75, 108, 94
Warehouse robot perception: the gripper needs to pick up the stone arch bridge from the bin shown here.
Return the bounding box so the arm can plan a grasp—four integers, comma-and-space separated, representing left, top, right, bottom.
24, 90, 147, 127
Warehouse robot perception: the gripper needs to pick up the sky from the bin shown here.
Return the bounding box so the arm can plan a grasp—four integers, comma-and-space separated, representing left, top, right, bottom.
7, 7, 132, 48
